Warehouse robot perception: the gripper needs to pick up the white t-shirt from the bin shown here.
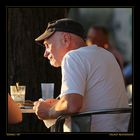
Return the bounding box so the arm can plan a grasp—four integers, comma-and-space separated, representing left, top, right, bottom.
60, 45, 130, 132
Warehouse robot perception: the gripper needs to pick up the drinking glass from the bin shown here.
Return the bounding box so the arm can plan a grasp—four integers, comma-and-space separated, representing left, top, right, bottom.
41, 83, 54, 99
10, 85, 26, 103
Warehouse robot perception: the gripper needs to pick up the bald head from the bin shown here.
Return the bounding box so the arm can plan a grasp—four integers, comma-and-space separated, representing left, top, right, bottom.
43, 31, 86, 67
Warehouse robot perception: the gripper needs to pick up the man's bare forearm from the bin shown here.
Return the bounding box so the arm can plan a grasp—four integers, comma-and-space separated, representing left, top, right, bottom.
47, 98, 68, 119
46, 94, 83, 119
47, 106, 66, 119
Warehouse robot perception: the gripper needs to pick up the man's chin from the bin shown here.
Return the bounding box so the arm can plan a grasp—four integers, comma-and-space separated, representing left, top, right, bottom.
52, 65, 60, 68
50, 62, 61, 67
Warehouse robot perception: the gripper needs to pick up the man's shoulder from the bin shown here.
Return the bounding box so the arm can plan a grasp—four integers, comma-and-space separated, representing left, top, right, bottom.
64, 49, 80, 58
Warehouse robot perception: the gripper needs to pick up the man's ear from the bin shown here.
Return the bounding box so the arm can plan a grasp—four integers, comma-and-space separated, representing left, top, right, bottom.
62, 32, 71, 48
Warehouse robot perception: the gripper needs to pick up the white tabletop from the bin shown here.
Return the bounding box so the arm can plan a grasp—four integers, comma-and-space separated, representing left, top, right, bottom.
20, 106, 35, 113
21, 108, 35, 113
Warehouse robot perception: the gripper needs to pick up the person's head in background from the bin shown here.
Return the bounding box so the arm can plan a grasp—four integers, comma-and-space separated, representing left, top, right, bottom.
86, 25, 124, 71
35, 18, 86, 67
86, 25, 110, 49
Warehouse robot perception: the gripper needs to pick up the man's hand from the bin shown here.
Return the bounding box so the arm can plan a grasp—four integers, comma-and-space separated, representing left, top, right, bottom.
44, 98, 58, 106
33, 94, 82, 120
33, 98, 58, 120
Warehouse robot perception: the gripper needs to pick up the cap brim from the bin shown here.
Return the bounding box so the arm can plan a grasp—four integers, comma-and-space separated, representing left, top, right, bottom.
35, 30, 55, 42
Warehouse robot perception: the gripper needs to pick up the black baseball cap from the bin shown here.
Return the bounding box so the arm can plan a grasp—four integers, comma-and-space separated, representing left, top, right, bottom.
35, 18, 86, 45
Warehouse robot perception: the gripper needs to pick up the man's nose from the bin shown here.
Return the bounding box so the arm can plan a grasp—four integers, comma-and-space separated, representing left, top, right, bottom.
44, 48, 50, 58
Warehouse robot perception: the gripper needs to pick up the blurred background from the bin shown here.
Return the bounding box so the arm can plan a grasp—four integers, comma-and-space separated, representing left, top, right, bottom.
7, 7, 132, 133
68, 8, 132, 63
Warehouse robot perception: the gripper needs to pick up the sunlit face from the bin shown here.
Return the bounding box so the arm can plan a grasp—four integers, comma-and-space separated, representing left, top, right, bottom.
43, 32, 66, 67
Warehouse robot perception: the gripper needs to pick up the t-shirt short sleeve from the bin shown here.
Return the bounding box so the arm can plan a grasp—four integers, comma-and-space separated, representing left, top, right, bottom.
60, 51, 87, 97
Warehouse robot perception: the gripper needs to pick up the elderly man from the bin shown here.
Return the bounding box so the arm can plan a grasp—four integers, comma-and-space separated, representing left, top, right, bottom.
33, 18, 129, 132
